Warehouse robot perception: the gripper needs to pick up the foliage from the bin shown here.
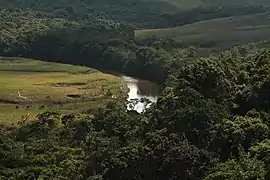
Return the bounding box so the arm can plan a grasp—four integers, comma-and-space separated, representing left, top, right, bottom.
2, 0, 270, 179
2, 46, 270, 179
136, 11, 270, 51
0, 9, 184, 83
204, 152, 266, 180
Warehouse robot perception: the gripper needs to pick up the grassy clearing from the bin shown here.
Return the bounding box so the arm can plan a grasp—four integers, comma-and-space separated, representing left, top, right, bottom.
0, 57, 94, 73
158, 0, 270, 10
158, 0, 202, 10
0, 58, 127, 125
136, 12, 270, 51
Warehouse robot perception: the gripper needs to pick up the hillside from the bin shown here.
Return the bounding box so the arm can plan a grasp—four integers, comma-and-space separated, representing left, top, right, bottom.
136, 12, 270, 50
0, 0, 178, 28
160, 0, 270, 9
0, 0, 269, 28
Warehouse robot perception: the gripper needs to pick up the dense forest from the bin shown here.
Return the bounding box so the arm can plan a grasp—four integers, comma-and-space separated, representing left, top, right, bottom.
0, 9, 180, 83
2, 46, 270, 179
1, 0, 270, 179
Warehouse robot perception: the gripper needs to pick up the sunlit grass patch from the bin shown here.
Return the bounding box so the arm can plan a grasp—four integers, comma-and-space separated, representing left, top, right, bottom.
0, 58, 127, 125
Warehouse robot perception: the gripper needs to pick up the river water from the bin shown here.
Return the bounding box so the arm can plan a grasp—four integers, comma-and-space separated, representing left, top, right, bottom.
121, 76, 161, 113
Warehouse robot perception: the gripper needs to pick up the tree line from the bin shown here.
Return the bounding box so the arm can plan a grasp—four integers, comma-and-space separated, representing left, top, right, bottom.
0, 0, 268, 28
0, 8, 186, 83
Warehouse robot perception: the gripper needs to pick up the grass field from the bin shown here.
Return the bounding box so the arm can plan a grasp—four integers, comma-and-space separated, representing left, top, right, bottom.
136, 12, 270, 51
158, 0, 270, 10
0, 58, 127, 125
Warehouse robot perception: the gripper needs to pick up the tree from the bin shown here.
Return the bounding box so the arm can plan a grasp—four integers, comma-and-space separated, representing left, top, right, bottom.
177, 57, 236, 104
153, 86, 228, 148
214, 115, 269, 159
250, 139, 270, 179
103, 129, 214, 180
204, 152, 266, 180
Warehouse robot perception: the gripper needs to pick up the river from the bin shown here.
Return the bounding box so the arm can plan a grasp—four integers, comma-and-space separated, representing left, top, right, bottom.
121, 75, 161, 113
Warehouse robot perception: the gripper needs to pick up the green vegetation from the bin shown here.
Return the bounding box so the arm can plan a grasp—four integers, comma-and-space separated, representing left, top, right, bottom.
0, 58, 92, 73
2, 0, 270, 179
162, 0, 270, 9
0, 9, 179, 83
0, 0, 178, 28
136, 12, 270, 50
1, 0, 269, 28
0, 58, 126, 125
2, 47, 270, 179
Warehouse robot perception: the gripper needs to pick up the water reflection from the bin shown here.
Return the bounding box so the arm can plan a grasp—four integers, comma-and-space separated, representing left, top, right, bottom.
121, 76, 161, 113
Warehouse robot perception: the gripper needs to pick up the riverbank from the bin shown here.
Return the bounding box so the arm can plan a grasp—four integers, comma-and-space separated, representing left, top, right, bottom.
0, 57, 127, 125
100, 70, 162, 113
121, 75, 161, 113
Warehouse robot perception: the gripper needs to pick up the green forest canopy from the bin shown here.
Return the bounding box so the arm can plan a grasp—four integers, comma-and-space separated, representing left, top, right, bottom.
2, 47, 270, 179
1, 0, 270, 179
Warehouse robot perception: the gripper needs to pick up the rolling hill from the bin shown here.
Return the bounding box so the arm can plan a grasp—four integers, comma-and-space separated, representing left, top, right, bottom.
159, 0, 270, 9
136, 11, 270, 51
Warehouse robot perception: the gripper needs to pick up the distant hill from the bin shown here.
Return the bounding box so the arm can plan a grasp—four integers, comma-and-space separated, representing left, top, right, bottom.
136, 12, 270, 51
1, 0, 269, 28
159, 0, 270, 9
1, 0, 270, 51
0, 0, 178, 26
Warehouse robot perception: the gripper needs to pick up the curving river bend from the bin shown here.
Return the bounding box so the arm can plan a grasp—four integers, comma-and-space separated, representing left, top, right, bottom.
121, 75, 161, 113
